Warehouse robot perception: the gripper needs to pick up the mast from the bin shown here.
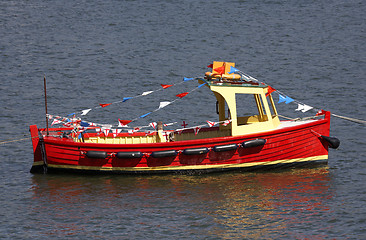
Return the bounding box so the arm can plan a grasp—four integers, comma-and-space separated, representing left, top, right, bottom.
44, 75, 49, 135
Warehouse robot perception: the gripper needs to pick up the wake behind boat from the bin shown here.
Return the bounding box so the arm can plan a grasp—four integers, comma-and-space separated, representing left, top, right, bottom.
30, 61, 340, 174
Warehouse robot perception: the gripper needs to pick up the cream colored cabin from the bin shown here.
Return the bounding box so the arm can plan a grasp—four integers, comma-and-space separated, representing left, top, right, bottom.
79, 61, 280, 144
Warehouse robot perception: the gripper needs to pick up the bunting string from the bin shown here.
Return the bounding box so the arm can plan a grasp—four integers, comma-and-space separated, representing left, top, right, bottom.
74, 77, 197, 116
229, 65, 366, 125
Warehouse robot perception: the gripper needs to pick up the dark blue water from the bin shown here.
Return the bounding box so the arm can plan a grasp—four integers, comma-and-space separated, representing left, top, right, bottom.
1, 0, 366, 239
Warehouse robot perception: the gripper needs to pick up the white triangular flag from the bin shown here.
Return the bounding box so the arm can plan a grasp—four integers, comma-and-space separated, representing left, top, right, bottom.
142, 91, 154, 96
159, 101, 171, 109
206, 120, 217, 127
194, 127, 201, 135
222, 120, 232, 126
111, 129, 122, 138
81, 109, 92, 116
149, 122, 157, 129
51, 119, 62, 126
295, 104, 304, 111
301, 104, 313, 113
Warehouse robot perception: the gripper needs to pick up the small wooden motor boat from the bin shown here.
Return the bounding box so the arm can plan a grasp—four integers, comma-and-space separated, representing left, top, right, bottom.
30, 61, 339, 174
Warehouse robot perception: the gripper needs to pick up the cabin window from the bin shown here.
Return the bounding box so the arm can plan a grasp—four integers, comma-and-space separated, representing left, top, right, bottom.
235, 93, 266, 125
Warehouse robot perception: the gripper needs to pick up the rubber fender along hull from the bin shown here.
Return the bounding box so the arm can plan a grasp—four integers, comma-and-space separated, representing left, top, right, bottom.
151, 150, 178, 158
213, 144, 238, 152
86, 151, 108, 159
183, 147, 209, 155
116, 151, 143, 159
241, 138, 266, 148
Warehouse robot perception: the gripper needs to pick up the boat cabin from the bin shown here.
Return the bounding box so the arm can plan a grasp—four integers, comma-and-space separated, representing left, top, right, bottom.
204, 61, 280, 136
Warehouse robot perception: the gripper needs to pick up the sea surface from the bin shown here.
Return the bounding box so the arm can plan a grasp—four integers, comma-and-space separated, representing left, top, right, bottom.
1, 0, 366, 239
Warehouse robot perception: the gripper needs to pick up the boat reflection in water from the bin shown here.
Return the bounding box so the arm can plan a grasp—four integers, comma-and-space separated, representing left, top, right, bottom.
30, 166, 332, 239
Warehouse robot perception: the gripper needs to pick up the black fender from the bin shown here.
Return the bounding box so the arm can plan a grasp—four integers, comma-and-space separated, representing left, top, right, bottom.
321, 135, 340, 149
86, 151, 108, 159
183, 147, 209, 155
213, 144, 238, 152
151, 150, 178, 158
241, 138, 266, 148
116, 151, 143, 159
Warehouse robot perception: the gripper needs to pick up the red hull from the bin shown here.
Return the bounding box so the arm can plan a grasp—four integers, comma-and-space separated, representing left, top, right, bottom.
30, 112, 332, 174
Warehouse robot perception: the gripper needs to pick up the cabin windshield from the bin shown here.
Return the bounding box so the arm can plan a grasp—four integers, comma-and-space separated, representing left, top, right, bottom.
235, 93, 277, 125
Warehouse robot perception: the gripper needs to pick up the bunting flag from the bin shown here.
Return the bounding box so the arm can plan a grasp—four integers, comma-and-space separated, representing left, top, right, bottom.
296, 104, 313, 113
51, 119, 62, 126
141, 91, 153, 96
78, 133, 83, 139
100, 103, 112, 108
193, 127, 201, 135
101, 126, 111, 136
206, 120, 217, 127
118, 119, 132, 127
198, 82, 207, 88
228, 66, 240, 74
123, 97, 133, 102
111, 129, 122, 137
161, 84, 173, 89
81, 109, 92, 116
278, 94, 294, 104
80, 121, 90, 127
149, 122, 157, 129
222, 119, 232, 126
95, 128, 102, 134
214, 65, 225, 75
176, 92, 189, 98
88, 122, 96, 127
207, 64, 213, 68
159, 101, 171, 109
265, 86, 276, 97
183, 77, 194, 81
139, 112, 152, 118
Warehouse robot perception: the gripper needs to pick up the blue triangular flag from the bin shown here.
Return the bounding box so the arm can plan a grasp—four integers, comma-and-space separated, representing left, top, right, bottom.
284, 96, 294, 104
67, 113, 76, 116
183, 77, 194, 81
78, 133, 82, 139
139, 112, 152, 118
278, 94, 287, 103
123, 97, 133, 102
80, 121, 90, 127
198, 82, 207, 88
228, 66, 240, 74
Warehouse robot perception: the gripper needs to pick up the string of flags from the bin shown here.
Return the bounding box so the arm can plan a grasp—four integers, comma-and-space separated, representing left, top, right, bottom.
77, 77, 196, 116
226, 65, 318, 113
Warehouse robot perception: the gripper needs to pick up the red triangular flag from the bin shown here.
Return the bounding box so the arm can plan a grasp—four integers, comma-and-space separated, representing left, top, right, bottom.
161, 84, 173, 89
176, 92, 189, 98
265, 86, 276, 97
214, 65, 225, 75
100, 103, 112, 108
118, 119, 132, 127
207, 64, 213, 68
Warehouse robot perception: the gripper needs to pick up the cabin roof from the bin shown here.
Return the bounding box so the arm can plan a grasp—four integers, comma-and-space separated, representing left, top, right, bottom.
201, 78, 268, 88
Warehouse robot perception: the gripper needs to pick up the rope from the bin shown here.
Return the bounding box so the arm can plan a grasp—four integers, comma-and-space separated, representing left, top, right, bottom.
0, 135, 37, 145
331, 113, 366, 125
